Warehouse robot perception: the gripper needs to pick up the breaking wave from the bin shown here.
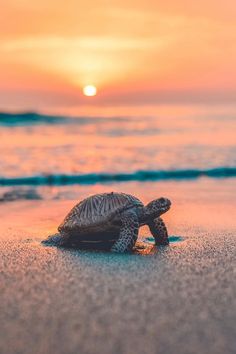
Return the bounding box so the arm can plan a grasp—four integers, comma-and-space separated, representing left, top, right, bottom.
0, 111, 125, 126
0, 112, 69, 126
0, 167, 235, 186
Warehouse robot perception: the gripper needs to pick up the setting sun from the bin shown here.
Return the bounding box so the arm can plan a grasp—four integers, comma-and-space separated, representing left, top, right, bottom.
83, 85, 97, 97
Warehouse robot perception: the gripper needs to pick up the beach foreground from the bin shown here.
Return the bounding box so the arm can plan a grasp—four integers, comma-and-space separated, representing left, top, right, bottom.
0, 179, 236, 354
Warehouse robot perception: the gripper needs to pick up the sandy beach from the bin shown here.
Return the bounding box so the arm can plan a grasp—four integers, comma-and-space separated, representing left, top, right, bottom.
1, 178, 235, 354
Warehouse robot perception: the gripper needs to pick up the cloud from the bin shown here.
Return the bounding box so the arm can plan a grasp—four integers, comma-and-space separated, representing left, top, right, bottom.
1, 0, 236, 109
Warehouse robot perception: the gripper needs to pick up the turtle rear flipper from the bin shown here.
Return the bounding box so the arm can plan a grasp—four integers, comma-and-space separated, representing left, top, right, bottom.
42, 233, 65, 247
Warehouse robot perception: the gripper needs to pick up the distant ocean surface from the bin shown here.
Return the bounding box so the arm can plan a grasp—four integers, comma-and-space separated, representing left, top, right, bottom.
0, 106, 235, 199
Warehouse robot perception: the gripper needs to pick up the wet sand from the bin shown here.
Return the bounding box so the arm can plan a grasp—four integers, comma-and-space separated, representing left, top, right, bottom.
0, 179, 236, 354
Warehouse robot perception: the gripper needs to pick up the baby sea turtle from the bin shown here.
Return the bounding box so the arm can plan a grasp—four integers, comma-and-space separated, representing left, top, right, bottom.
43, 192, 171, 252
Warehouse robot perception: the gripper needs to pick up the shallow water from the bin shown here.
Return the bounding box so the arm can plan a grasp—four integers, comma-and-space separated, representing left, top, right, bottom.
144, 235, 184, 244
0, 105, 236, 199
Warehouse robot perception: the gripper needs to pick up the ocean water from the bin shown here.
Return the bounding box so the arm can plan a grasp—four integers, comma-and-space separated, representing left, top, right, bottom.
0, 106, 235, 200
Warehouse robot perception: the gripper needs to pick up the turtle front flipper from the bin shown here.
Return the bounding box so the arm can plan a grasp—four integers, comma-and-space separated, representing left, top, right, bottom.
111, 210, 139, 253
148, 217, 169, 246
42, 232, 69, 247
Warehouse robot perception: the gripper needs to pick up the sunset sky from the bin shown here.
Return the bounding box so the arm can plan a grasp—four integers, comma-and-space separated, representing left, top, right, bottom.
1, 0, 236, 112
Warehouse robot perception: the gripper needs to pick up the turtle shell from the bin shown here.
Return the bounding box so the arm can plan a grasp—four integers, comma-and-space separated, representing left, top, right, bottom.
58, 192, 143, 233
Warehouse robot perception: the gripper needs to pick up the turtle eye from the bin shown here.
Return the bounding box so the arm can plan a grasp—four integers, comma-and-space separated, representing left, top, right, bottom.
159, 198, 165, 204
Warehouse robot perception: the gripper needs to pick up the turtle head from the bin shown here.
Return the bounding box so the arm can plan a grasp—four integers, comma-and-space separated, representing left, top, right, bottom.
144, 197, 171, 219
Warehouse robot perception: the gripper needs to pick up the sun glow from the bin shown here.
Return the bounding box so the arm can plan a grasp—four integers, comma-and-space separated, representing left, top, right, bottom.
83, 85, 97, 97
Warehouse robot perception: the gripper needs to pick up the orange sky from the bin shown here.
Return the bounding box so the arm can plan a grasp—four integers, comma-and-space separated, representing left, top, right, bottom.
1, 0, 236, 112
